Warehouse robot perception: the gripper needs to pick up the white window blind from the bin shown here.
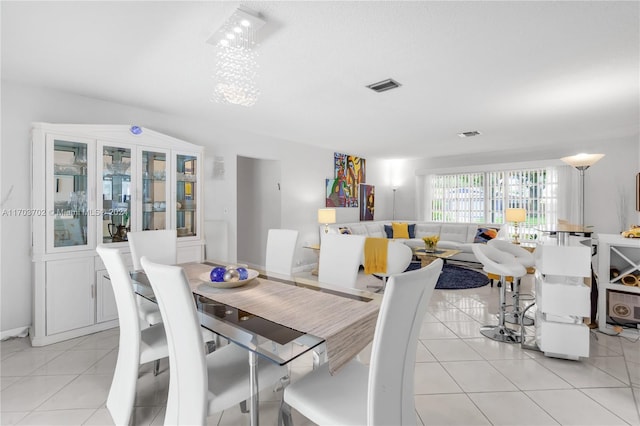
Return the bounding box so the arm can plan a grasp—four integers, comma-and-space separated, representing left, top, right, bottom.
430, 167, 558, 239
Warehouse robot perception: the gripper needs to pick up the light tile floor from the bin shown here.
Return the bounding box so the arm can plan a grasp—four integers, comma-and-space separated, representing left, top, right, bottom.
1, 267, 639, 425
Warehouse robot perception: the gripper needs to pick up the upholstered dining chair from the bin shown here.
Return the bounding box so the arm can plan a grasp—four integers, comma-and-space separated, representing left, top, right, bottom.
367, 240, 413, 292
96, 245, 170, 426
140, 256, 289, 425
487, 239, 535, 326
127, 229, 177, 327
279, 259, 443, 426
318, 233, 366, 288
265, 228, 299, 279
472, 244, 527, 343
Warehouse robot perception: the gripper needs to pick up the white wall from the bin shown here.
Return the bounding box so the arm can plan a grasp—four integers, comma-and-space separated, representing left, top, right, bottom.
237, 156, 281, 268
2, 80, 638, 336
0, 81, 333, 334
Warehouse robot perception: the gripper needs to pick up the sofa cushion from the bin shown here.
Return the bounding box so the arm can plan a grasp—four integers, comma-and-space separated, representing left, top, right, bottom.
415, 224, 441, 238
440, 224, 473, 243
348, 224, 368, 235
474, 227, 499, 243
384, 224, 393, 238
339, 226, 352, 235
437, 241, 462, 250
365, 223, 385, 238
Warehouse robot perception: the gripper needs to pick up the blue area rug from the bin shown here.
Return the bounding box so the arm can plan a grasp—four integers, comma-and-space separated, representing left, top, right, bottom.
405, 262, 489, 290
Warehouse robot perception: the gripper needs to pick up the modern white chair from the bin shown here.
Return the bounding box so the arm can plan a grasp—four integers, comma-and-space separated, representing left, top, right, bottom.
140, 256, 289, 425
96, 245, 170, 426
280, 259, 444, 426
127, 229, 177, 327
265, 229, 299, 279
318, 233, 366, 288
488, 239, 535, 326
472, 244, 527, 343
367, 240, 413, 292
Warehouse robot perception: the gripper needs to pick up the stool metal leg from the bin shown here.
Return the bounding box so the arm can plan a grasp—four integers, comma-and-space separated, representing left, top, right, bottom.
481, 275, 521, 343
505, 277, 534, 326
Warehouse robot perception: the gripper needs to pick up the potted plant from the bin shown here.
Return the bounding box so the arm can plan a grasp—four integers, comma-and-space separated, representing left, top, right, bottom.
422, 235, 439, 253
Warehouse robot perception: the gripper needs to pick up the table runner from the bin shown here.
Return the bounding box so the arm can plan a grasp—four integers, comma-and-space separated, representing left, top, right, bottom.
183, 263, 379, 374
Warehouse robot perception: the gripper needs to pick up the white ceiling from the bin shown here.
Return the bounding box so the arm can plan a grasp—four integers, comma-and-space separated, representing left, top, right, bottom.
2, 1, 638, 159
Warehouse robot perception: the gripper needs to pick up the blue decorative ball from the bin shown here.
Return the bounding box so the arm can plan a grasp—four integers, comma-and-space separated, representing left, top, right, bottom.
237, 267, 248, 280
210, 267, 226, 282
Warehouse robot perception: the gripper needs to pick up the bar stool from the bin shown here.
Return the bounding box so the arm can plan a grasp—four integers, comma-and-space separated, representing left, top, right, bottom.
472, 244, 527, 343
488, 239, 535, 326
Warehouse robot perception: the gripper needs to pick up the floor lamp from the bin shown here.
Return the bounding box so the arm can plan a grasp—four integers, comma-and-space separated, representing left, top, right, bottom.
560, 153, 605, 227
392, 187, 397, 220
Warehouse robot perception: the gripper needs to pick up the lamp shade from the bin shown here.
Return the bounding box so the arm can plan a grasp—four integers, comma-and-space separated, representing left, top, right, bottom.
560, 153, 605, 169
505, 208, 526, 223
317, 208, 336, 225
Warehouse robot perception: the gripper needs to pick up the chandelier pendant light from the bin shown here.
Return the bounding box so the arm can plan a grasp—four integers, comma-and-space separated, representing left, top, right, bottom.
207, 8, 265, 107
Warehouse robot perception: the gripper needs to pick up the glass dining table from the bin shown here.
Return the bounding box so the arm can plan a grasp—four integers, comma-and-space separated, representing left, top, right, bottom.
130, 261, 381, 426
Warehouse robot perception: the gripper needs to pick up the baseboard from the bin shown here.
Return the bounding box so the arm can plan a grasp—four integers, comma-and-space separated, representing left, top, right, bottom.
1, 326, 29, 341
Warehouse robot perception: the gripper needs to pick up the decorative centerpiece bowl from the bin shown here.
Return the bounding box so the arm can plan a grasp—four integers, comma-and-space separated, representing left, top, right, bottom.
422, 235, 439, 253
201, 265, 258, 289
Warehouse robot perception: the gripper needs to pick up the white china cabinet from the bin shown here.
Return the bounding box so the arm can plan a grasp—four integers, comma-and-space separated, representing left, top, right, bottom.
31, 123, 204, 346
596, 234, 640, 339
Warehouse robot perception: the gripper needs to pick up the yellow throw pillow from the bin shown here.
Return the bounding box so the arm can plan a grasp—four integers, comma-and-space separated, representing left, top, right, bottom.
392, 222, 410, 239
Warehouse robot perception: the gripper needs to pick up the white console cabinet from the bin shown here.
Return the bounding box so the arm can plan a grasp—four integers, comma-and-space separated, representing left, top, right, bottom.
596, 234, 640, 339
534, 240, 591, 360
31, 123, 205, 346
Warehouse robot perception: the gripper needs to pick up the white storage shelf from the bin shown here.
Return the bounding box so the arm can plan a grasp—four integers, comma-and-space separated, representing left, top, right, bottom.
596, 234, 640, 339
533, 239, 592, 360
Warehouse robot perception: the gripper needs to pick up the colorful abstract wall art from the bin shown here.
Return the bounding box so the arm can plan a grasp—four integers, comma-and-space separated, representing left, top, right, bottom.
327, 152, 366, 207
360, 184, 375, 221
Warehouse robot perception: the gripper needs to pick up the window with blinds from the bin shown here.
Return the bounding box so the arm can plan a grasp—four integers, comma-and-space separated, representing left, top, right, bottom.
430, 167, 558, 238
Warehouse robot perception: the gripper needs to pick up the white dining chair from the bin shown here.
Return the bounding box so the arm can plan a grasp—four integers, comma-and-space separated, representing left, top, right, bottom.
128, 229, 177, 327
265, 228, 299, 278
96, 245, 170, 426
140, 256, 289, 425
367, 239, 413, 292
318, 233, 366, 288
280, 258, 443, 426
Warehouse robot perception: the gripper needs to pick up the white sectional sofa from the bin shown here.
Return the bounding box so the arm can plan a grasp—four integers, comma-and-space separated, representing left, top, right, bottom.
325, 221, 505, 264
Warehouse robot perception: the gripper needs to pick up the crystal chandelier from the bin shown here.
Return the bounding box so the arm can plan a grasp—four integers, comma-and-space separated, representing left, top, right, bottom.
208, 8, 265, 107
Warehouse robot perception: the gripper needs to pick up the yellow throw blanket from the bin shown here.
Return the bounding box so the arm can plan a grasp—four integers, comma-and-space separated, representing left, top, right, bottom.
364, 237, 388, 275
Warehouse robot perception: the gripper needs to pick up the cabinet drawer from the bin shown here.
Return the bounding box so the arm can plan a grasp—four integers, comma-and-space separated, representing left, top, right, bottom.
536, 275, 590, 317
535, 312, 589, 358
535, 244, 591, 277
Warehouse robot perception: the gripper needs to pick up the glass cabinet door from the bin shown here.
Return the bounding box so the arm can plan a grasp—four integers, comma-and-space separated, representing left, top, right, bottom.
141, 149, 168, 231
101, 146, 131, 243
176, 154, 198, 238
51, 139, 90, 248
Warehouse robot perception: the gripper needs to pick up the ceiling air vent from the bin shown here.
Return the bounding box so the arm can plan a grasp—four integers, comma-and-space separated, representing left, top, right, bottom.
457, 131, 482, 138
366, 78, 402, 93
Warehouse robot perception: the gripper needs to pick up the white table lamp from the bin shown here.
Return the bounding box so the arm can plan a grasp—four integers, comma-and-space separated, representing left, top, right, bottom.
505, 208, 526, 244
318, 208, 336, 234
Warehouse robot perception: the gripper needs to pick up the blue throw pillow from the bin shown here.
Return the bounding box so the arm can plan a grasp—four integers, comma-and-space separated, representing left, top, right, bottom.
408, 223, 416, 239
384, 224, 393, 238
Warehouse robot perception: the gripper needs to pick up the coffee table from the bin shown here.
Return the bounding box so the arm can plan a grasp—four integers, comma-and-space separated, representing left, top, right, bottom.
413, 248, 462, 266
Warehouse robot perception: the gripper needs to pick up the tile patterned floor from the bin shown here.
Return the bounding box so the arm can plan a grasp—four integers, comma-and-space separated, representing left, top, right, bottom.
1, 269, 639, 425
